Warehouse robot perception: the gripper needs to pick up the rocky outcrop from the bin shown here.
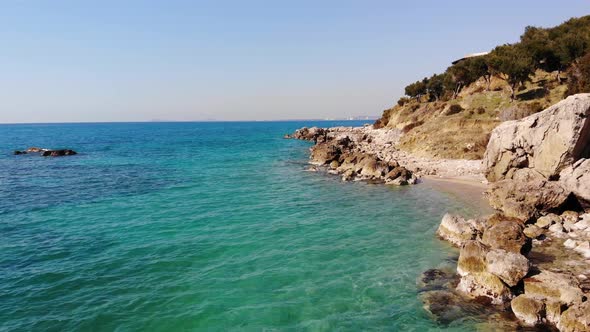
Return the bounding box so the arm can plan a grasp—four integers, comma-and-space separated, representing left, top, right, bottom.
291, 127, 416, 185
442, 215, 531, 305
290, 125, 486, 180
483, 94, 590, 182
13, 147, 78, 157
454, 238, 529, 303
288, 127, 328, 142
427, 95, 590, 330
434, 211, 589, 329
41, 149, 77, 157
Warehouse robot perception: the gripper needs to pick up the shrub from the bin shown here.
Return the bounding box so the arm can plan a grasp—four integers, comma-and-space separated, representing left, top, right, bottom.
446, 104, 464, 115
402, 120, 425, 133
476, 107, 486, 114
526, 101, 544, 114
397, 97, 410, 106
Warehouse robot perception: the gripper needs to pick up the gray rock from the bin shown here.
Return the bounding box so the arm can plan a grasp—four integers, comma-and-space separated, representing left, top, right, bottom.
486, 170, 570, 221
437, 214, 478, 247
485, 249, 529, 287
483, 94, 590, 182
559, 158, 590, 208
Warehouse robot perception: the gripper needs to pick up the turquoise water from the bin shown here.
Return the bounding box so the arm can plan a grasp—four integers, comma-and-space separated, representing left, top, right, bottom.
1, 122, 478, 331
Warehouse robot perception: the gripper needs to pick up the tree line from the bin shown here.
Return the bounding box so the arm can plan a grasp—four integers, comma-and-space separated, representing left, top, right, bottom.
402, 15, 590, 103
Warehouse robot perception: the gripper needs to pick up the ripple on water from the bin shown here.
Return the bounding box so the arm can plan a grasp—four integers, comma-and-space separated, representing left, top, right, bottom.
1, 122, 482, 331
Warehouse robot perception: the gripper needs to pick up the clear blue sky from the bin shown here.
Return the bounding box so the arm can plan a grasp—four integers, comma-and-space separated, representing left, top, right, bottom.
1, 0, 588, 123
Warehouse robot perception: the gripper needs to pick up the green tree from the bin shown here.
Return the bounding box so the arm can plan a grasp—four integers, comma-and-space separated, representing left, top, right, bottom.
566, 51, 590, 95
466, 56, 493, 90
446, 59, 481, 97
404, 78, 427, 99
520, 26, 562, 77
426, 73, 446, 101
488, 44, 535, 100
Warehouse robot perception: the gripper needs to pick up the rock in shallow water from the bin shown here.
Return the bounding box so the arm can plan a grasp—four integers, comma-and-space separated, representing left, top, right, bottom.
485, 249, 529, 287
511, 294, 546, 326
13, 147, 78, 157
456, 272, 513, 305
481, 219, 529, 254
436, 214, 480, 247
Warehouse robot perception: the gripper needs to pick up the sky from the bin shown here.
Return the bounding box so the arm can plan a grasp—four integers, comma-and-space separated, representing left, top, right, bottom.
0, 1, 588, 123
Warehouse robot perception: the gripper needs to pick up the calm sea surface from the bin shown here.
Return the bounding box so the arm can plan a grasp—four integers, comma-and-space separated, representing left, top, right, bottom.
0, 121, 480, 331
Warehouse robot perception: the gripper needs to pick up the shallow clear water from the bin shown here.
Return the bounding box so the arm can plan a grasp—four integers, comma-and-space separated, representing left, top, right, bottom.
1, 122, 480, 331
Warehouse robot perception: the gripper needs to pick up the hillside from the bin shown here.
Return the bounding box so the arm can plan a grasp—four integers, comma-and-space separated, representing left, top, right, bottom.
374, 15, 590, 160
376, 71, 567, 159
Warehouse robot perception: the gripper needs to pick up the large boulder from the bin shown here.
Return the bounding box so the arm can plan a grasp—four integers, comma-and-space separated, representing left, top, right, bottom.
483, 94, 590, 182
436, 214, 480, 247
511, 294, 545, 326
456, 272, 513, 305
310, 142, 340, 165
292, 127, 327, 142
481, 219, 528, 254
559, 158, 590, 208
486, 170, 570, 221
485, 249, 529, 287
523, 270, 585, 307
457, 240, 488, 276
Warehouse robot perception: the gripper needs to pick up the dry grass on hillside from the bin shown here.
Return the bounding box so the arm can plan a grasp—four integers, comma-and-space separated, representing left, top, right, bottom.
378, 70, 568, 159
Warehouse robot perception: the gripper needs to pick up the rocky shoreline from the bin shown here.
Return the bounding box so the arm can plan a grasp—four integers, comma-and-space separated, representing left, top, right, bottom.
290, 94, 590, 331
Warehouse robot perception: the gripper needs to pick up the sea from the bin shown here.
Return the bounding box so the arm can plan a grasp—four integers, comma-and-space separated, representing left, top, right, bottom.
0, 121, 482, 331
